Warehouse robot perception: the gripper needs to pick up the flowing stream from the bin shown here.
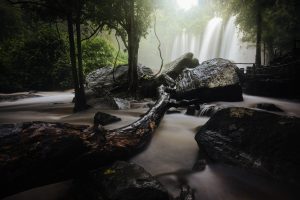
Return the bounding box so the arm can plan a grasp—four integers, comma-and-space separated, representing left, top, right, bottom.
1, 92, 300, 200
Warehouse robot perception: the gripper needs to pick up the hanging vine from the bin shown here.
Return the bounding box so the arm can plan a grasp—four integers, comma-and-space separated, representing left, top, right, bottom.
152, 9, 164, 77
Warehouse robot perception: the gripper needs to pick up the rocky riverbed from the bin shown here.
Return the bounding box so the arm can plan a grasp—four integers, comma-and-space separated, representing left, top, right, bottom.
1, 90, 300, 200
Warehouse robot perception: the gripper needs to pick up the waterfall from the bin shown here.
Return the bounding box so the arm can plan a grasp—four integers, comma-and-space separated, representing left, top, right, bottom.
220, 16, 256, 65
198, 17, 223, 62
139, 16, 256, 69
220, 17, 235, 59
170, 16, 255, 66
171, 29, 200, 61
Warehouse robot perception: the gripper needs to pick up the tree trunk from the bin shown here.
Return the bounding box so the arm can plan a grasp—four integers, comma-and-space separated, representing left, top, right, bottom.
67, 15, 81, 112
0, 86, 170, 198
75, 14, 87, 112
128, 0, 139, 96
127, 34, 139, 96
255, 0, 262, 68
267, 41, 274, 64
128, 31, 133, 92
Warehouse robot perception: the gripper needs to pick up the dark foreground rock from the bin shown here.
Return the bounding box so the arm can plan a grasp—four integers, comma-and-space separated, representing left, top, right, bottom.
0, 86, 171, 198
185, 105, 198, 116
253, 103, 284, 112
195, 107, 300, 183
174, 58, 243, 102
74, 161, 169, 200
176, 185, 194, 200
94, 112, 121, 126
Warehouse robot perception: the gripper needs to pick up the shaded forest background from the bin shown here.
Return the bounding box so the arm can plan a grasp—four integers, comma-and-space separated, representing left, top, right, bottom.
0, 0, 299, 93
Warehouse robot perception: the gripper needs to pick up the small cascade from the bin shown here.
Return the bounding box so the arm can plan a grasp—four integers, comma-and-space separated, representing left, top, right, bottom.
198, 103, 225, 117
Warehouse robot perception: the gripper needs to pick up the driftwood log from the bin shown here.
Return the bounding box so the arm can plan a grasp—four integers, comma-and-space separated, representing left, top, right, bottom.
0, 86, 170, 198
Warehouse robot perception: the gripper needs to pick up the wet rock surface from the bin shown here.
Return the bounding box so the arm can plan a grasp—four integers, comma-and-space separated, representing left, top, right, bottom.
176, 185, 195, 200
142, 53, 199, 97
185, 103, 225, 117
195, 107, 300, 183
111, 97, 131, 110
74, 161, 169, 200
253, 103, 284, 112
0, 86, 171, 198
86, 64, 153, 97
174, 58, 243, 101
185, 105, 198, 116
198, 104, 225, 117
160, 53, 199, 80
94, 112, 121, 126
86, 57, 243, 102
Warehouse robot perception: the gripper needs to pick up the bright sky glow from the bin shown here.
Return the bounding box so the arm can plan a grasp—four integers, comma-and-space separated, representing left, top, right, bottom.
176, 0, 198, 10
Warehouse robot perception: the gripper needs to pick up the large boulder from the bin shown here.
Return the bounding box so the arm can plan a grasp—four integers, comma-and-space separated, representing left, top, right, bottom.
154, 53, 199, 87
140, 53, 199, 98
86, 64, 153, 97
160, 52, 199, 80
174, 58, 243, 101
195, 107, 300, 183
74, 161, 169, 200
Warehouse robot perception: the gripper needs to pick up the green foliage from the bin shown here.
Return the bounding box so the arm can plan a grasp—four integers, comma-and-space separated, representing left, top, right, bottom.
218, 0, 300, 56
91, 0, 154, 49
0, 1, 22, 43
0, 26, 72, 92
82, 37, 127, 74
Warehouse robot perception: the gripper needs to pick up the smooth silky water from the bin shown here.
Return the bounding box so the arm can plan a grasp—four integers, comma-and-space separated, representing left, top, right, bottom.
1, 92, 300, 200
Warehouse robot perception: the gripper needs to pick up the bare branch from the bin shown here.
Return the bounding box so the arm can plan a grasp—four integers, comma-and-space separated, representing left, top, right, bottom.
81, 24, 101, 42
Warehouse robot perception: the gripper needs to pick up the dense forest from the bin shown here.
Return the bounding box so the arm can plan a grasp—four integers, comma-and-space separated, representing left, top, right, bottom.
1, 0, 299, 106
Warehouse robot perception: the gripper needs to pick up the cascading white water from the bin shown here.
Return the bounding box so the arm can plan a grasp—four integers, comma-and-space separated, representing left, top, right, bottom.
168, 16, 256, 66
198, 17, 223, 62
170, 29, 200, 61
138, 16, 256, 69
220, 16, 256, 65
220, 17, 235, 59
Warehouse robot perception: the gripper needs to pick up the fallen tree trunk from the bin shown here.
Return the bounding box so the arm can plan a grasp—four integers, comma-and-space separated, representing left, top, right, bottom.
0, 86, 170, 198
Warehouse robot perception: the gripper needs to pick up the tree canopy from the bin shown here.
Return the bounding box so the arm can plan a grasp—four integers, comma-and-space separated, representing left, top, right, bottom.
218, 0, 300, 60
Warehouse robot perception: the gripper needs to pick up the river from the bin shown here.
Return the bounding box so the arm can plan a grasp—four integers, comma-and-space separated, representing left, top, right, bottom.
1, 91, 299, 200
